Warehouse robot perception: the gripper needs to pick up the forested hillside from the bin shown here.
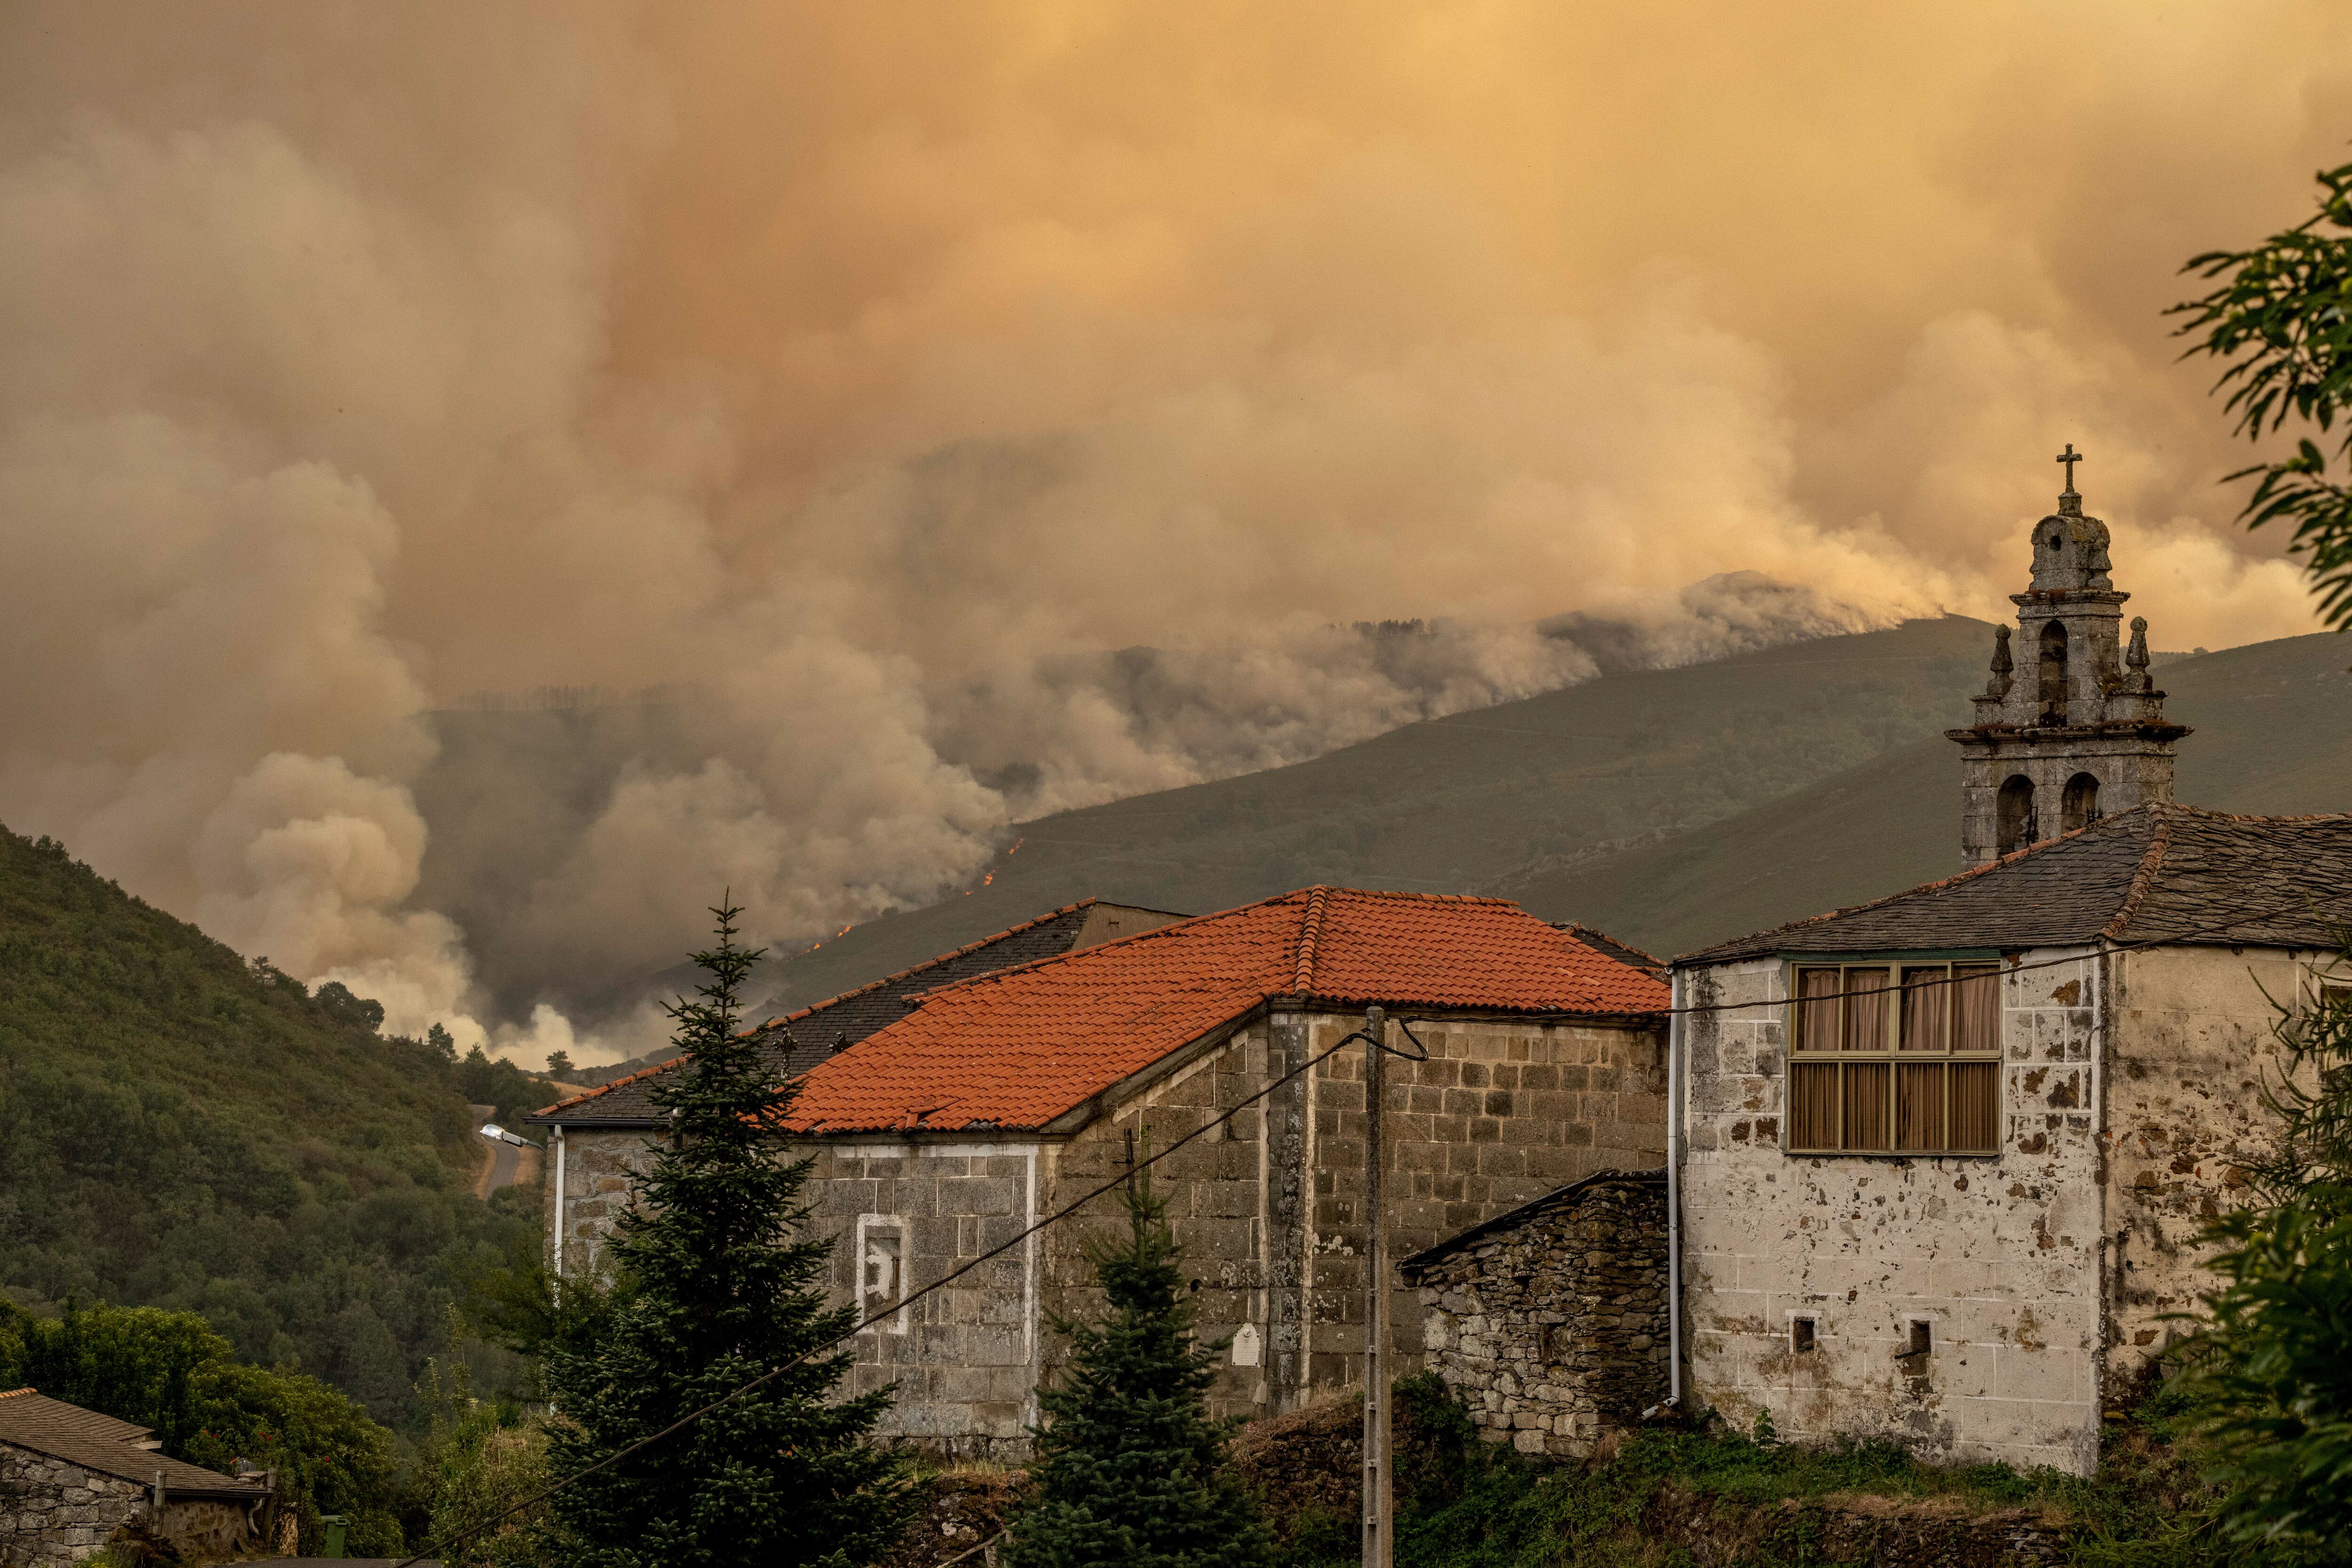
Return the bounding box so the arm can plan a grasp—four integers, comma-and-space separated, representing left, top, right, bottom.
0, 827, 554, 1424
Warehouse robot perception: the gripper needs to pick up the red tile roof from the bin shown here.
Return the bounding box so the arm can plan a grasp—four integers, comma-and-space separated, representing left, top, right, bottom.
780, 887, 1666, 1135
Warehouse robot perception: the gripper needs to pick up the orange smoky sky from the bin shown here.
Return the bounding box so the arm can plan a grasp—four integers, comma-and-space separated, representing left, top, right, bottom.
0, 1, 2343, 1058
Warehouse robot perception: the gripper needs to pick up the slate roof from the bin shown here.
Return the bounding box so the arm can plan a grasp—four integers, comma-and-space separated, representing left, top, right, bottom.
0, 1388, 268, 1499
780, 886, 1670, 1136
1556, 924, 1665, 975
1398, 1168, 1665, 1275
530, 899, 1184, 1127
1677, 804, 2352, 966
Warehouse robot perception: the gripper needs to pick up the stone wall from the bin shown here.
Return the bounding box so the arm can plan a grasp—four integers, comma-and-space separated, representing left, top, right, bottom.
1040, 1008, 1666, 1434
1680, 953, 2108, 1476
1680, 943, 2320, 1477
549, 1125, 661, 1279
1403, 1171, 1668, 1455
2103, 944, 2317, 1382
803, 1140, 1047, 1463
545, 1005, 1666, 1460
0, 1446, 146, 1567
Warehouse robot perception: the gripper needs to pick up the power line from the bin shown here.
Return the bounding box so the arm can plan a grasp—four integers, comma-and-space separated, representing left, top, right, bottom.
1658, 889, 2343, 1018
392, 1018, 1399, 1568
393, 893, 2339, 1565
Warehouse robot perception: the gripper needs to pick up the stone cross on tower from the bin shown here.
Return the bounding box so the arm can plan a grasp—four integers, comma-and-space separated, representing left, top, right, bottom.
1946, 451, 2190, 866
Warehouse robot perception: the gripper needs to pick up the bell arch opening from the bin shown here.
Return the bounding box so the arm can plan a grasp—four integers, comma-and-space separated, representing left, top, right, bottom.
2038, 620, 2069, 721
1997, 775, 2038, 855
2062, 772, 2101, 834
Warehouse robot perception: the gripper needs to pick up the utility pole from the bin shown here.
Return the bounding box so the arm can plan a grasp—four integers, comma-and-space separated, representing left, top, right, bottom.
1361, 1004, 1392, 1568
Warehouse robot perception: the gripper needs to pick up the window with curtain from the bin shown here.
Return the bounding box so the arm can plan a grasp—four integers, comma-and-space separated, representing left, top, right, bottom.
1785, 959, 2002, 1155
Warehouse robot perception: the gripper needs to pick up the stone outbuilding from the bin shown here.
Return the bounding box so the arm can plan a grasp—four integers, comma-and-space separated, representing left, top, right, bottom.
536, 887, 1671, 1459
1401, 1169, 1668, 1455
0, 1388, 271, 1566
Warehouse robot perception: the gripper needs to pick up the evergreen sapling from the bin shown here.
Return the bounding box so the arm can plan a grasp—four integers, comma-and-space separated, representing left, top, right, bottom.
1005, 1162, 1268, 1568
544, 901, 910, 1567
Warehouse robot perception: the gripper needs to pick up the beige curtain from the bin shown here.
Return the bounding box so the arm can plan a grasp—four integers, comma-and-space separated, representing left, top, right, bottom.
1796, 967, 1841, 1053
1900, 966, 1951, 1051
1955, 966, 2001, 1053
1842, 1062, 1891, 1150
1949, 1061, 2000, 1151
1843, 968, 1890, 1053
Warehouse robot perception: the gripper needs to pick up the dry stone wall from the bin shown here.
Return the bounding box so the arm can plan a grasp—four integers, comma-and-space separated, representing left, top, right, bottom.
1404, 1172, 1669, 1455
0, 1446, 146, 1567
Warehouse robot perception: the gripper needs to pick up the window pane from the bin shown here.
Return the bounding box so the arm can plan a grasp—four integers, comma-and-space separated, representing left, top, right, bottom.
1955, 966, 2001, 1053
1842, 1061, 1891, 1150
1895, 1061, 1944, 1151
1796, 967, 1841, 1053
1900, 966, 1950, 1052
1843, 969, 1890, 1052
1949, 1062, 2000, 1152
1789, 1061, 1838, 1150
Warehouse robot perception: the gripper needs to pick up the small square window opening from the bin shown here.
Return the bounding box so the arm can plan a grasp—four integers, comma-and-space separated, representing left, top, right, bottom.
1905, 1320, 1933, 1359
1791, 1317, 1817, 1354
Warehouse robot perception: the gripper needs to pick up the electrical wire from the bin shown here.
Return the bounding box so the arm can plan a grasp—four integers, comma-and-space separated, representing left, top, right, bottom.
390, 892, 2338, 1564
1656, 889, 2344, 1019
390, 1014, 1414, 1568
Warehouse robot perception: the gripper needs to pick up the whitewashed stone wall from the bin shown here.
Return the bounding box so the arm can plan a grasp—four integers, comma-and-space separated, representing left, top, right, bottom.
2104, 945, 2321, 1381
1681, 943, 2327, 1477
0, 1447, 146, 1566
1680, 952, 2107, 1476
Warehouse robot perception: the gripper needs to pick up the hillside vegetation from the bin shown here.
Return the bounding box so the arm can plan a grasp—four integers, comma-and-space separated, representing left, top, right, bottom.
751, 617, 1994, 1012
0, 826, 550, 1423
739, 623, 2347, 1014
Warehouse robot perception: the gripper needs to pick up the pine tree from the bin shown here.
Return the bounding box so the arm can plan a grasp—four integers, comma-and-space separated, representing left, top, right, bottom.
542, 902, 910, 1568
1004, 1167, 1269, 1568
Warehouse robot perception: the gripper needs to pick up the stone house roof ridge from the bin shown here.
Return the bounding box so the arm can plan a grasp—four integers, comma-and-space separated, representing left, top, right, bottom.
1675, 803, 2352, 966
782, 887, 1667, 1136
2102, 808, 2176, 942
1398, 1167, 1666, 1274
888, 886, 1542, 1013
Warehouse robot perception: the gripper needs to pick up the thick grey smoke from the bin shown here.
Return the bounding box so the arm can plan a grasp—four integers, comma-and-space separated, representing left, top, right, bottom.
0, 2, 2337, 1061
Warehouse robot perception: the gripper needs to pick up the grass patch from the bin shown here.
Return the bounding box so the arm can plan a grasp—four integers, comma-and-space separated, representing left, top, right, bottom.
1268, 1378, 2246, 1568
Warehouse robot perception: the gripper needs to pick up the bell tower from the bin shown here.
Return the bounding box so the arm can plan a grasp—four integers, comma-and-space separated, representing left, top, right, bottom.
1948, 445, 2191, 866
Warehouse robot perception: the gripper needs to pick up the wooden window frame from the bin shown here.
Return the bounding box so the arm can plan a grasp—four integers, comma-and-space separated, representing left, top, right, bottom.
1784, 957, 2003, 1156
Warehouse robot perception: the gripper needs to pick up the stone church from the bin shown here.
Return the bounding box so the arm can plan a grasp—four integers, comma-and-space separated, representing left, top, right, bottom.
1668, 461, 2352, 1475
535, 888, 1669, 1457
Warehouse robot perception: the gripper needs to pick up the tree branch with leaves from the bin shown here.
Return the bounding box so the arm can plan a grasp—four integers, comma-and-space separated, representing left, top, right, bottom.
2174, 159, 2352, 633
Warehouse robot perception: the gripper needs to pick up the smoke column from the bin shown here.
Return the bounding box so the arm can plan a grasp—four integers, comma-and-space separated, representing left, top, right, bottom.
0, 2, 2339, 1058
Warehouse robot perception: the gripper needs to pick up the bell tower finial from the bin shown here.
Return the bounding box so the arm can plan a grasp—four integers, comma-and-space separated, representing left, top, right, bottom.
2055, 443, 2083, 514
